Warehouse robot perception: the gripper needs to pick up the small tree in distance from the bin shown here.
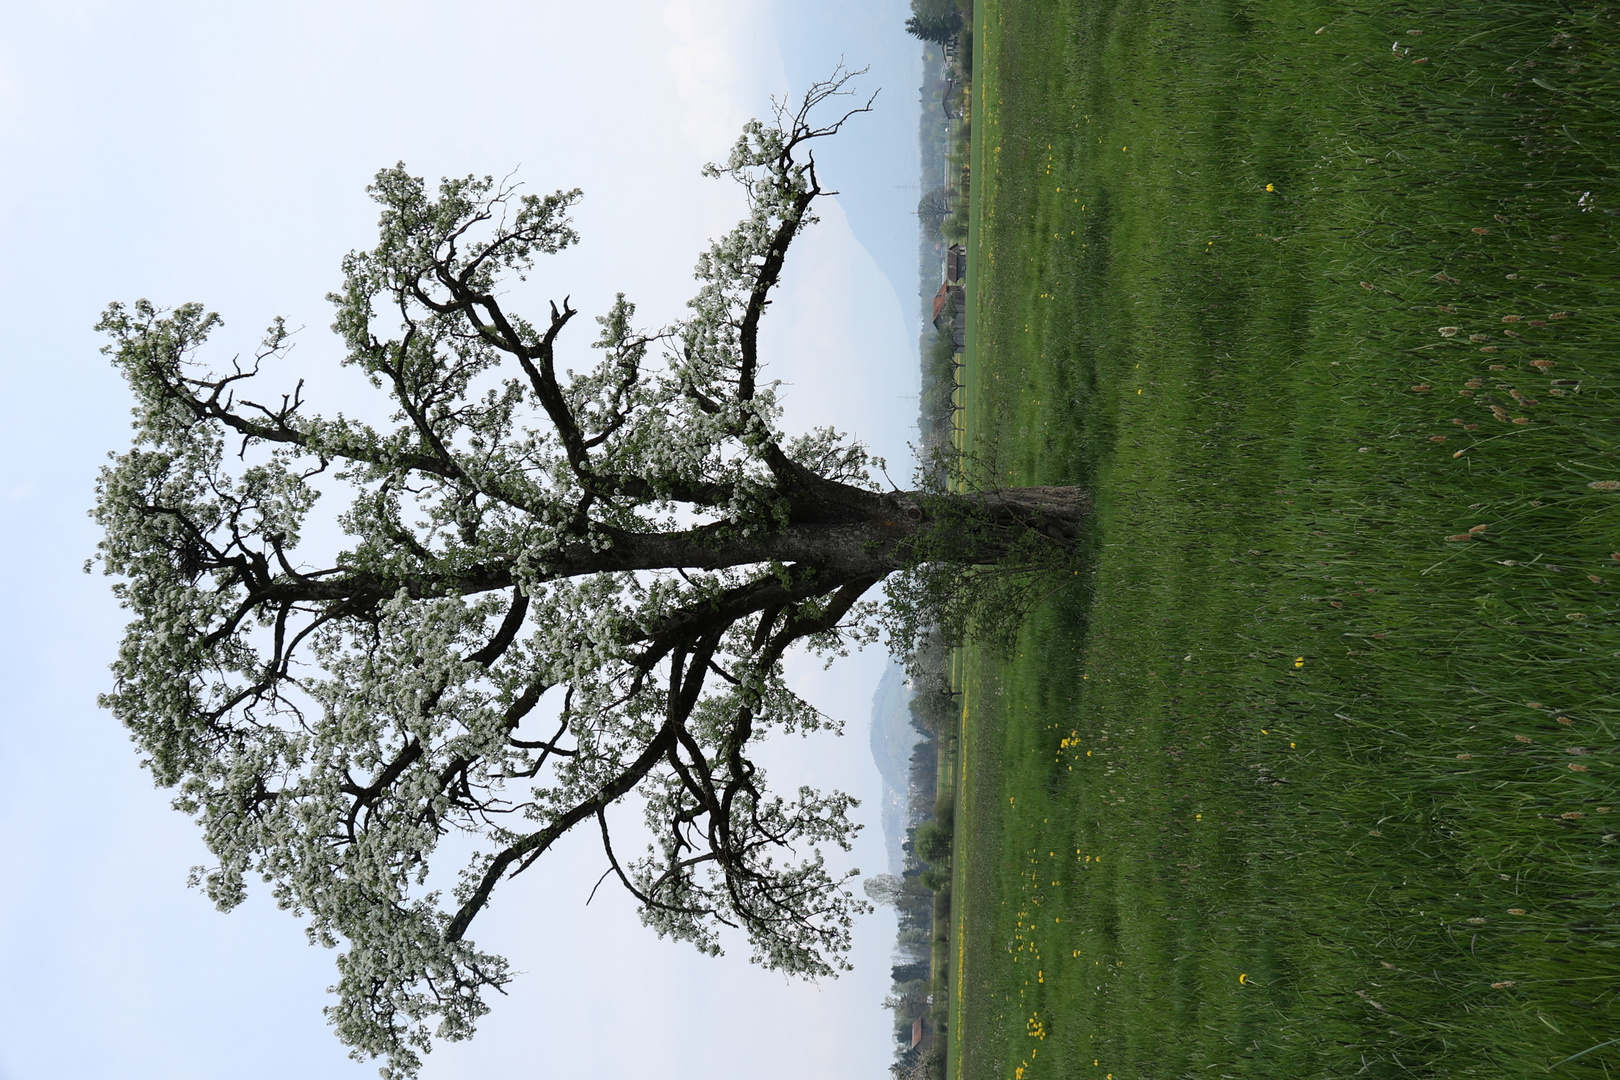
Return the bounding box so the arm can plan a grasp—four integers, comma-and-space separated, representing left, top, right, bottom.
904, 0, 963, 44
92, 70, 1082, 1077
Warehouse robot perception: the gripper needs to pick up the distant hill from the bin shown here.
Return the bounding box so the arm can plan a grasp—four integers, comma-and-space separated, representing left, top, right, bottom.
867, 660, 916, 873
772, 0, 920, 325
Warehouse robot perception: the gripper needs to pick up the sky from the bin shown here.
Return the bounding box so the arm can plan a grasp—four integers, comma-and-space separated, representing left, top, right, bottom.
0, 2, 921, 1078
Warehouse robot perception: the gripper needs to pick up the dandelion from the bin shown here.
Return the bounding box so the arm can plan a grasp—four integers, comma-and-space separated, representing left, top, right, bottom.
1265, 183, 1275, 192
1294, 657, 1305, 668
1239, 973, 1249, 984
1588, 480, 1620, 491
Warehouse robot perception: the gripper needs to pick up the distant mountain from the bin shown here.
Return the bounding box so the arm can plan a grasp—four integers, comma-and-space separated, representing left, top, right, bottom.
867, 659, 916, 873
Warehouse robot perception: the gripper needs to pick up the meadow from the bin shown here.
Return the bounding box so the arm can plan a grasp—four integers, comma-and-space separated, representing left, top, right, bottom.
947, 3, 1620, 1078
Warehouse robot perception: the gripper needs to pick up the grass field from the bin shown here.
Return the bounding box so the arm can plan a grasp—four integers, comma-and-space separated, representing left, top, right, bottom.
948, 3, 1620, 1079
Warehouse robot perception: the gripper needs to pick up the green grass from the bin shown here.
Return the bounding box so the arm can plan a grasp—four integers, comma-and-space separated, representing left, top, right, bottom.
949, 3, 1620, 1079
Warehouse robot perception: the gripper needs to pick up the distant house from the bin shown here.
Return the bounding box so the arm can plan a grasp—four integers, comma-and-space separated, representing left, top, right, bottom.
910, 1016, 933, 1051
944, 243, 966, 284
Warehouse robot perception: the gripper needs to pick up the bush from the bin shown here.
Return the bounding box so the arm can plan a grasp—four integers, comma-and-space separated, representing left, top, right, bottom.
914, 819, 953, 864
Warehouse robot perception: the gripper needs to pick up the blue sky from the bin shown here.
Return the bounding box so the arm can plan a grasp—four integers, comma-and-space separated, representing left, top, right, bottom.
0, 2, 921, 1077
